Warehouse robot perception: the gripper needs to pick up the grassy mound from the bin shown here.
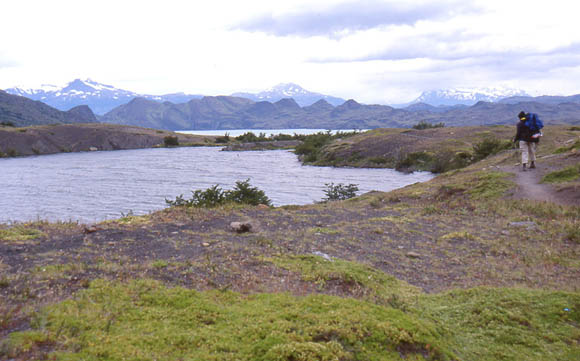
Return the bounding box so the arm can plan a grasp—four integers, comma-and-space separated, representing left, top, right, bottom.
418, 287, 580, 360
3, 279, 453, 361
3, 277, 579, 360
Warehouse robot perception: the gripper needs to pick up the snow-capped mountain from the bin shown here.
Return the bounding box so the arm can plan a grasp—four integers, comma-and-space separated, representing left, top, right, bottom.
5, 79, 203, 115
408, 87, 530, 107
232, 83, 345, 107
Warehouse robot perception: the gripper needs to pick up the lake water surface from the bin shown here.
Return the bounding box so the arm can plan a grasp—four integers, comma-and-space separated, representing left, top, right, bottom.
0, 147, 434, 224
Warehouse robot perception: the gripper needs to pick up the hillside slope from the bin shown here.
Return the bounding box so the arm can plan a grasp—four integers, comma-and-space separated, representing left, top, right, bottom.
310, 125, 579, 171
0, 90, 96, 127
0, 123, 214, 157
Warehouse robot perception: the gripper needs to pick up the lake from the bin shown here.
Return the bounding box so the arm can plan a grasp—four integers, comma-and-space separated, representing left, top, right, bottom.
0, 147, 434, 224
177, 128, 365, 137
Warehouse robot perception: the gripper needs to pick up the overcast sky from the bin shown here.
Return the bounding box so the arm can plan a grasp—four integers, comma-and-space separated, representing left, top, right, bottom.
1, 0, 579, 104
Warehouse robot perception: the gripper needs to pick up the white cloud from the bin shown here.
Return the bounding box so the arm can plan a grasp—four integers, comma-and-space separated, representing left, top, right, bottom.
1, 0, 580, 104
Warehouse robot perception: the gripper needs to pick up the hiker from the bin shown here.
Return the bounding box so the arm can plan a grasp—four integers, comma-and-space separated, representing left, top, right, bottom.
513, 111, 543, 171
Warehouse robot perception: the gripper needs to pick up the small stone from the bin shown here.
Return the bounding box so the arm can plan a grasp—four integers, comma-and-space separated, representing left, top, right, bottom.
501, 230, 510, 236
230, 221, 253, 233
83, 225, 98, 234
202, 242, 210, 247
406, 251, 421, 259
508, 221, 537, 229
315, 221, 323, 227
312, 251, 333, 262
89, 147, 98, 151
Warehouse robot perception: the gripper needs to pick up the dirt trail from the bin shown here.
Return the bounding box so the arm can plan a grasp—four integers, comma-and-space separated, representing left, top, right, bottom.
500, 162, 576, 206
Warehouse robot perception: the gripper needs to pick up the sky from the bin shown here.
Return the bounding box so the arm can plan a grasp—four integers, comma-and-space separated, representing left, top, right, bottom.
1, 0, 580, 104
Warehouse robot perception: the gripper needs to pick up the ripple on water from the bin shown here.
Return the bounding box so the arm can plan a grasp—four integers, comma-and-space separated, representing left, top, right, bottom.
0, 147, 434, 223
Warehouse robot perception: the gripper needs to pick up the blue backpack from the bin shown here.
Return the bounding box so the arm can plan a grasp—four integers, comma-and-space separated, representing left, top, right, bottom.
525, 113, 544, 133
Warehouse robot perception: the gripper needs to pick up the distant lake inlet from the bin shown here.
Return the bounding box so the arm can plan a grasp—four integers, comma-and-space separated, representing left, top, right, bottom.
0, 147, 434, 224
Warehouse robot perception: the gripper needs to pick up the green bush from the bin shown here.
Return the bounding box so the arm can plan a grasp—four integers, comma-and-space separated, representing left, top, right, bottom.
395, 151, 434, 171
295, 132, 334, 163
166, 180, 271, 208
412, 120, 445, 130
214, 133, 230, 144
472, 138, 511, 161
322, 183, 359, 201
0, 121, 15, 127
295, 131, 360, 164
163, 136, 179, 147
430, 151, 473, 173
227, 179, 272, 206
564, 222, 580, 243
235, 132, 268, 143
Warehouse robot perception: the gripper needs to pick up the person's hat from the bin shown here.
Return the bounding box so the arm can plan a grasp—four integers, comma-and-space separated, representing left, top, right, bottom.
518, 111, 526, 119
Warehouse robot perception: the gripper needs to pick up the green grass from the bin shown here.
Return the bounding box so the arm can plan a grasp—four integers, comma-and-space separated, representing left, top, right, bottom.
416, 287, 580, 360
151, 260, 169, 269
2, 279, 454, 361
0, 225, 46, 242
267, 254, 421, 305
542, 165, 580, 183
554, 139, 580, 154
466, 171, 514, 200
4, 278, 579, 360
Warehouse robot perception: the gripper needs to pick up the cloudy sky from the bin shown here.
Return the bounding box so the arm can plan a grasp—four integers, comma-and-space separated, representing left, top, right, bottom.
1, 0, 579, 104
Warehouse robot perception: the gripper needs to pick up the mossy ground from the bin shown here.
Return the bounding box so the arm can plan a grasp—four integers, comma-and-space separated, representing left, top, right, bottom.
1, 126, 579, 360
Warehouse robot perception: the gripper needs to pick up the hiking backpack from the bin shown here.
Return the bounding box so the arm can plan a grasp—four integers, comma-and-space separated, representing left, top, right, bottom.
525, 113, 544, 133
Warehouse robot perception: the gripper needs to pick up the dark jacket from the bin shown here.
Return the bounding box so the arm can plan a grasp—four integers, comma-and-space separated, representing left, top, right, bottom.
514, 120, 539, 143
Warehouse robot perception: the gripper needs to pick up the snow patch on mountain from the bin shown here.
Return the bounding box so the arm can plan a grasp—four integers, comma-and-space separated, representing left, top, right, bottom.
411, 87, 530, 106
5, 79, 203, 115
232, 83, 345, 107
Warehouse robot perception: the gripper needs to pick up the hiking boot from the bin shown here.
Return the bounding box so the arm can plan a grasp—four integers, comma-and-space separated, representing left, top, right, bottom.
522, 164, 527, 172
530, 162, 536, 169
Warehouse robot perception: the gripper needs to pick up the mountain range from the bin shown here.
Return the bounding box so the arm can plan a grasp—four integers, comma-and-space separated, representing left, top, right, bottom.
4, 79, 346, 115
397, 87, 531, 107
99, 95, 580, 130
4, 79, 544, 114
232, 83, 346, 107
5, 79, 204, 115
3, 79, 580, 130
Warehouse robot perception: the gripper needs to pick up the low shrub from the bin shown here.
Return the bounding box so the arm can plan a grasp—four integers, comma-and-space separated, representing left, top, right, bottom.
235, 132, 268, 143
322, 183, 359, 201
163, 136, 179, 147
295, 131, 360, 164
295, 132, 334, 163
395, 151, 434, 172
227, 179, 272, 206
412, 120, 445, 130
166, 179, 271, 207
430, 151, 473, 173
564, 222, 580, 243
214, 133, 230, 144
472, 138, 511, 161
